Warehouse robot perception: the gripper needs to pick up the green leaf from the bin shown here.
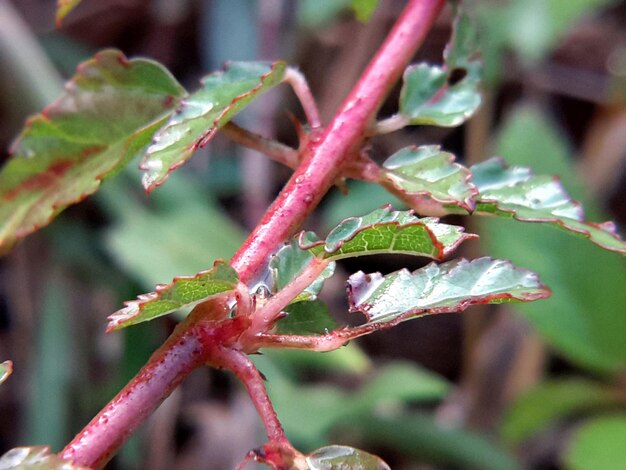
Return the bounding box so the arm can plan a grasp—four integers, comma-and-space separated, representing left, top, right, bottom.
380, 146, 477, 215
56, 0, 82, 25
0, 360, 12, 386
268, 206, 474, 305
397, 10, 481, 127
502, 379, 624, 445
480, 106, 626, 374
304, 445, 390, 470
351, 0, 379, 22
564, 415, 626, 470
274, 300, 338, 336
107, 260, 239, 331
0, 446, 88, 469
141, 61, 286, 191
0, 49, 185, 253
348, 257, 550, 324
380, 148, 626, 253
471, 158, 626, 254
305, 205, 476, 260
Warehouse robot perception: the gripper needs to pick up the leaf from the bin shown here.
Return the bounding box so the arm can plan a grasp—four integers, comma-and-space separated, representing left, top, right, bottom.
0, 446, 88, 469
304, 205, 476, 261
107, 260, 239, 331
0, 361, 12, 386
304, 445, 390, 470
471, 158, 626, 254
268, 206, 474, 306
380, 146, 477, 215
397, 10, 481, 127
564, 415, 626, 470
0, 49, 185, 254
502, 379, 624, 445
352, 0, 379, 22
56, 0, 82, 26
274, 300, 338, 336
348, 257, 550, 324
379, 149, 626, 253
141, 61, 286, 191
480, 106, 626, 374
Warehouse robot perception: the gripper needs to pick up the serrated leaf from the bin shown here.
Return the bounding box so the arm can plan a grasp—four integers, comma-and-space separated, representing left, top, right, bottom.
268, 207, 474, 305
141, 61, 286, 191
502, 379, 624, 445
0, 361, 12, 386
274, 300, 338, 336
380, 146, 477, 215
56, 0, 82, 26
304, 445, 390, 470
472, 158, 626, 253
397, 10, 481, 127
564, 415, 626, 470
107, 260, 239, 331
305, 205, 476, 260
0, 49, 185, 254
0, 446, 88, 470
348, 257, 550, 324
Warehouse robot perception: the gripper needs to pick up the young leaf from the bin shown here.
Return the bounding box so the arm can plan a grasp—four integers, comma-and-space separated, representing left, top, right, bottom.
0, 360, 12, 386
304, 205, 476, 261
396, 10, 481, 128
107, 260, 239, 331
0, 446, 88, 469
380, 146, 477, 215
472, 158, 626, 253
0, 49, 185, 253
141, 61, 287, 191
304, 445, 390, 470
348, 257, 550, 324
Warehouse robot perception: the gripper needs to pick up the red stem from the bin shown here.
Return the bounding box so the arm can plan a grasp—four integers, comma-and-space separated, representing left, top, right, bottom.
60, 1, 446, 467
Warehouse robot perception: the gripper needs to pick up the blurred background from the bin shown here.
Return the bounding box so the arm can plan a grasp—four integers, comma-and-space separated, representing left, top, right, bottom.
0, 0, 625, 468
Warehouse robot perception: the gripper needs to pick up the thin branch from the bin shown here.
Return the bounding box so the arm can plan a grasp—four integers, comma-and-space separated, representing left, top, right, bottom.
284, 67, 322, 129
243, 257, 329, 343
209, 347, 289, 444
372, 114, 409, 135
221, 122, 299, 168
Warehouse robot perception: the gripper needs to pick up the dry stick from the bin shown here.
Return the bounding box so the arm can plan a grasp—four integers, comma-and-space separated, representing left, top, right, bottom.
60, 1, 446, 467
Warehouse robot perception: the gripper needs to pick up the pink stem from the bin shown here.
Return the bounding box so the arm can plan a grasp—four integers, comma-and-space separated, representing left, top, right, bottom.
231, 0, 445, 284
210, 347, 288, 444
284, 67, 322, 129
60, 1, 446, 467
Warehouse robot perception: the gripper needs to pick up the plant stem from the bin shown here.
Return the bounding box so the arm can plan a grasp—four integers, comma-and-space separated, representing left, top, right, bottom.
284, 67, 322, 129
221, 122, 299, 168
231, 0, 446, 284
209, 347, 288, 444
60, 1, 446, 467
